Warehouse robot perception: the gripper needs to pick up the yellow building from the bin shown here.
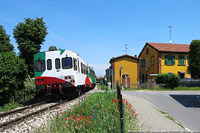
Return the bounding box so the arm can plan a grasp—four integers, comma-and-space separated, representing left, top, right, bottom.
109, 54, 140, 88
139, 42, 191, 83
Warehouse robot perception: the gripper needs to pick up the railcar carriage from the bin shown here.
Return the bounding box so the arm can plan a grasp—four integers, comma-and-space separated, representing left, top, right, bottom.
34, 49, 96, 94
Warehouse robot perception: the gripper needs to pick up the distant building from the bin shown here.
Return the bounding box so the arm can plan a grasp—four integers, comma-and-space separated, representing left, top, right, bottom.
139, 42, 191, 83
109, 54, 140, 88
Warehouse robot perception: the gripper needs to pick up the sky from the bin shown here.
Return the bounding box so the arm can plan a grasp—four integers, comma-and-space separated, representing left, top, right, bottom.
1, 0, 200, 77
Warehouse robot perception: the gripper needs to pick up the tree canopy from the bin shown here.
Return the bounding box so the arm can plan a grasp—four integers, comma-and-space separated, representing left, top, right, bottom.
188, 40, 200, 79
0, 25, 14, 52
0, 52, 28, 105
13, 17, 48, 76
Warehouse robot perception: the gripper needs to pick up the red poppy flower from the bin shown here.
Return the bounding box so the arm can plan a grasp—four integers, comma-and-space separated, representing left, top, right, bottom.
87, 122, 90, 125
65, 118, 67, 120
71, 109, 73, 112
98, 104, 100, 106
73, 113, 75, 115
63, 112, 66, 114
82, 110, 84, 112
59, 109, 62, 111
135, 114, 138, 117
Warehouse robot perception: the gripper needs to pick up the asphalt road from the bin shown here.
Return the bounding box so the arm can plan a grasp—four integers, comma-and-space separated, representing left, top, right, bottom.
122, 91, 200, 132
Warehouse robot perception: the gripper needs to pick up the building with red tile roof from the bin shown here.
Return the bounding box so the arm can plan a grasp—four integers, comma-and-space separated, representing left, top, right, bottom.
139, 42, 191, 83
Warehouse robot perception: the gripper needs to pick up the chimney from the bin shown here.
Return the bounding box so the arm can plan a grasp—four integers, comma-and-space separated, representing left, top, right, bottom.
134, 55, 137, 58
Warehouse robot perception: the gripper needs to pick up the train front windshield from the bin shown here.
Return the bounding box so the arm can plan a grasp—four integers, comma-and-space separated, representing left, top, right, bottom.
35, 60, 45, 72
62, 57, 72, 69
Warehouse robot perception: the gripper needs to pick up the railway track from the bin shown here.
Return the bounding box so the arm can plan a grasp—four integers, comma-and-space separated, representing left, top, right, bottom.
0, 99, 68, 131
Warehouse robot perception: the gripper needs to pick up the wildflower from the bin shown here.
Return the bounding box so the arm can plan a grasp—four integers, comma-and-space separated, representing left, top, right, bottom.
89, 106, 91, 108
93, 108, 95, 113
135, 114, 138, 117
113, 99, 117, 103
89, 100, 91, 102
74, 122, 76, 125
86, 119, 88, 122
84, 95, 86, 102
82, 110, 84, 112
79, 126, 81, 128
98, 104, 100, 107
65, 118, 67, 120
71, 109, 73, 112
80, 116, 83, 120
69, 116, 72, 120
73, 117, 76, 120
59, 109, 62, 112
58, 114, 60, 116
73, 113, 75, 116
78, 104, 80, 106
87, 122, 90, 125
63, 112, 66, 114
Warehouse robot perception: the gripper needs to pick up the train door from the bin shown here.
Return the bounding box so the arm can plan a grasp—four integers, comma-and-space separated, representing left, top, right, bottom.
55, 58, 61, 77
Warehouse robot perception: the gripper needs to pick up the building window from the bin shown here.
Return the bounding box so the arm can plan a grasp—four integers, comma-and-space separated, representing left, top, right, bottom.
165, 55, 175, 65
179, 55, 185, 65
47, 59, 52, 70
146, 48, 149, 55
141, 58, 146, 67
55, 58, 61, 69
151, 56, 154, 65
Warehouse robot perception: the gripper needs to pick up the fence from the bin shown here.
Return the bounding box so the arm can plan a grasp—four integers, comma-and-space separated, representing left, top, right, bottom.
179, 79, 200, 87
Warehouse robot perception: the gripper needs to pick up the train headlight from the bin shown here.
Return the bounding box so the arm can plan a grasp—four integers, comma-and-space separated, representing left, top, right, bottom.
71, 79, 75, 84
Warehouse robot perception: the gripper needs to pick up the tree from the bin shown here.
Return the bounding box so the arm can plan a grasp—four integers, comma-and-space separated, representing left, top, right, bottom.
188, 40, 200, 79
13, 17, 48, 76
48, 46, 57, 51
156, 73, 180, 90
0, 52, 28, 105
0, 25, 14, 52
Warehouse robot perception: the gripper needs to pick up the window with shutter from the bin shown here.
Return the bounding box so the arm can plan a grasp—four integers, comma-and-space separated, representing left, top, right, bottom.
165, 55, 174, 65
179, 56, 185, 65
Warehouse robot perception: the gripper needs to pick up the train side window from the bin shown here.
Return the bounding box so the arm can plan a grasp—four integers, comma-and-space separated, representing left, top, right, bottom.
81, 63, 83, 73
55, 58, 61, 69
62, 57, 72, 69
78, 60, 80, 73
73, 58, 77, 71
47, 59, 52, 70
35, 60, 45, 72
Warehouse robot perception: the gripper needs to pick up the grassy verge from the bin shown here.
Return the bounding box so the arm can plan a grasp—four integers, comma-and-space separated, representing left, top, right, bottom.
156, 108, 185, 129
36, 92, 139, 132
0, 101, 22, 112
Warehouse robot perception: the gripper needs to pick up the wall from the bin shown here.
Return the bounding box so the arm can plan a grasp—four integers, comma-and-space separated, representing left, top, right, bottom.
113, 57, 139, 86
161, 54, 190, 78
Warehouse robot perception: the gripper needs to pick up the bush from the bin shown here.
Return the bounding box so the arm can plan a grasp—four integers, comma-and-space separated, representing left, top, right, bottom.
156, 73, 180, 90
14, 76, 38, 104
0, 52, 28, 105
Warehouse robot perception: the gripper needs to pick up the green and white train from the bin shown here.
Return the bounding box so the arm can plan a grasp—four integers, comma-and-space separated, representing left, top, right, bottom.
34, 49, 96, 94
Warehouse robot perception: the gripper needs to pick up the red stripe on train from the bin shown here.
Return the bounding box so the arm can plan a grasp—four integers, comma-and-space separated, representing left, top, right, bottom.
36, 76, 75, 87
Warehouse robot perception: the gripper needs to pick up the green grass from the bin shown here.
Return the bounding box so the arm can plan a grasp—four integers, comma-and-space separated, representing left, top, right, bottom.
156, 108, 185, 129
36, 92, 139, 132
0, 101, 22, 112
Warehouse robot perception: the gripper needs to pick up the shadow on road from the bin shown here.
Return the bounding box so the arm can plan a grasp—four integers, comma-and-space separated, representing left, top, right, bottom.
170, 95, 200, 108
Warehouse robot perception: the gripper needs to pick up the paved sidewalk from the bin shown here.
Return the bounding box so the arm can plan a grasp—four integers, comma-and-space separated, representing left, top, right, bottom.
123, 94, 186, 132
